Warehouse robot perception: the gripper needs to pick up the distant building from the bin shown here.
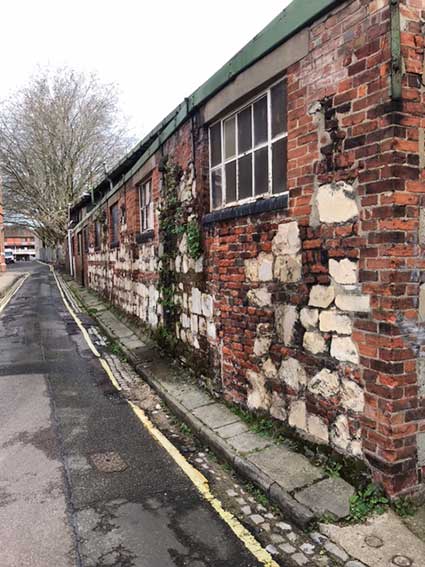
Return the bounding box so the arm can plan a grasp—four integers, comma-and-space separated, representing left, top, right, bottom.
4, 225, 41, 262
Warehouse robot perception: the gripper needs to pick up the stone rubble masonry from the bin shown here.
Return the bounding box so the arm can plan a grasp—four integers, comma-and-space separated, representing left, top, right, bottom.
68, 0, 425, 497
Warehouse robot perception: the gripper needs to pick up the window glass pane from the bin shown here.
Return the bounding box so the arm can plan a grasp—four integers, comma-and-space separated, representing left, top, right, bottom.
254, 147, 269, 195
271, 81, 287, 138
272, 138, 287, 194
238, 154, 252, 200
211, 169, 223, 209
237, 106, 252, 153
210, 123, 222, 167
225, 161, 236, 203
254, 96, 268, 146
224, 117, 236, 159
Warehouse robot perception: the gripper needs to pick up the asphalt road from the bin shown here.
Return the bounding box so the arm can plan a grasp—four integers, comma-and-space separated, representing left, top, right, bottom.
0, 263, 262, 567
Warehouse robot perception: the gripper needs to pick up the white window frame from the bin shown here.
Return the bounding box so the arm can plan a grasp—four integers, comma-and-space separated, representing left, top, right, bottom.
209, 78, 288, 211
139, 178, 154, 233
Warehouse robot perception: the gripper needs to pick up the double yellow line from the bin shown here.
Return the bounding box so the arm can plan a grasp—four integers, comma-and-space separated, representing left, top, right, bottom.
52, 267, 280, 567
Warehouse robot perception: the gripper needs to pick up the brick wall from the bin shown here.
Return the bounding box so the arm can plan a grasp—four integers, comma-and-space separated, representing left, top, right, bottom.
70, 0, 425, 496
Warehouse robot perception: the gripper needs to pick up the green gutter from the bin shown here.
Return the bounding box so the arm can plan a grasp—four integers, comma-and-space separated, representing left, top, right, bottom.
390, 0, 402, 100
72, 0, 342, 227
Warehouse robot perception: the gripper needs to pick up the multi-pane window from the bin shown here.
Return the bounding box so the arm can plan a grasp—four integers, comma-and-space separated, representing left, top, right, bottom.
110, 203, 119, 245
209, 79, 287, 210
139, 179, 154, 232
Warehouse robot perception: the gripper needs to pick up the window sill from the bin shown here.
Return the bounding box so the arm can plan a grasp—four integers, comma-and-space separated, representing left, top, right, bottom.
135, 229, 154, 244
202, 194, 288, 226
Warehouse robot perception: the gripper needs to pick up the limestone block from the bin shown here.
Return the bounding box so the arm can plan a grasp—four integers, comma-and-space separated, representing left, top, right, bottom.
335, 293, 370, 312
300, 307, 319, 330
274, 254, 302, 283
275, 304, 298, 346
191, 314, 198, 335
263, 358, 278, 380
178, 233, 188, 255
181, 313, 190, 329
303, 331, 326, 354
417, 432, 425, 466
199, 316, 207, 335
419, 284, 425, 322
315, 181, 359, 224
308, 368, 340, 398
270, 392, 287, 422
191, 287, 202, 315
341, 379, 364, 413
272, 221, 301, 256
417, 358, 425, 397
201, 293, 213, 319
207, 321, 217, 341
254, 325, 272, 357
247, 287, 272, 308
279, 357, 307, 392
319, 310, 352, 335
350, 439, 363, 457
331, 336, 359, 364
329, 258, 358, 285
246, 370, 271, 411
330, 415, 351, 452
288, 399, 307, 431
245, 253, 274, 282
307, 414, 329, 443
309, 285, 335, 308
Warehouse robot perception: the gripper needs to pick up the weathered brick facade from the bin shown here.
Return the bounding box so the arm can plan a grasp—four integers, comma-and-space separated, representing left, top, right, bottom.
68, 0, 425, 497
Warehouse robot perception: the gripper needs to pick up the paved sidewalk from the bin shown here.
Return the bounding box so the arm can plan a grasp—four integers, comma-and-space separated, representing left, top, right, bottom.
0, 270, 25, 298
62, 274, 425, 567
63, 276, 354, 529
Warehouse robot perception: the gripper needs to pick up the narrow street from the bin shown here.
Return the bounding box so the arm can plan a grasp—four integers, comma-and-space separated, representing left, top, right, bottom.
0, 262, 263, 567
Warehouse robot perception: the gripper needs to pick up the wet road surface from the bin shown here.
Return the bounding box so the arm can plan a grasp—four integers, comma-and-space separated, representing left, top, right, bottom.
0, 263, 262, 566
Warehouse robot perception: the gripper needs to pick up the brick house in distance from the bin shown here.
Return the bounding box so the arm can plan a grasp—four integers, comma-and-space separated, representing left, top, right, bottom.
68, 0, 425, 497
0, 182, 5, 272
4, 225, 41, 262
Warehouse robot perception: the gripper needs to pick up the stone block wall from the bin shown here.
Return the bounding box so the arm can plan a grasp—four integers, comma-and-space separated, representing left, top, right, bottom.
70, 0, 425, 496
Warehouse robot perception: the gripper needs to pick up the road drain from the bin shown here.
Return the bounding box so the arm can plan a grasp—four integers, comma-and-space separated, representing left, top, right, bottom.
89, 451, 128, 473
104, 391, 125, 403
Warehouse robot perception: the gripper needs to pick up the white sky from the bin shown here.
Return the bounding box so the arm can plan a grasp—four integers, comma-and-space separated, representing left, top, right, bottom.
1, 1, 292, 139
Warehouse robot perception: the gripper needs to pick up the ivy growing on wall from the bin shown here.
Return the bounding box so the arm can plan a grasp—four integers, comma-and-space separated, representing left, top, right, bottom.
157, 155, 203, 348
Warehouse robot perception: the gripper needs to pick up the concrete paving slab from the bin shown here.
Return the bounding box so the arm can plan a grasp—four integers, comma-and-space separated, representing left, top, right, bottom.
294, 477, 354, 519
216, 421, 250, 439
192, 403, 240, 430
320, 511, 425, 567
248, 446, 324, 493
0, 271, 25, 297
179, 388, 215, 411
403, 504, 425, 543
227, 431, 272, 454
121, 336, 146, 350
97, 311, 133, 339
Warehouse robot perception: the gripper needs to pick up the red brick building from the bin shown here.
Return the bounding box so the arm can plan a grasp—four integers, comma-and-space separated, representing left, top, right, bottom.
68, 0, 425, 497
4, 225, 40, 262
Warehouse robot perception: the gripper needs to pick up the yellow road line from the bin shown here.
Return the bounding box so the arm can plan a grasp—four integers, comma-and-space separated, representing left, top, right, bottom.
52, 267, 280, 567
0, 273, 30, 314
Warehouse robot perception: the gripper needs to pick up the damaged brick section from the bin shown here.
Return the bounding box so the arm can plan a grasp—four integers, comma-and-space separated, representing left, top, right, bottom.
68, 0, 425, 498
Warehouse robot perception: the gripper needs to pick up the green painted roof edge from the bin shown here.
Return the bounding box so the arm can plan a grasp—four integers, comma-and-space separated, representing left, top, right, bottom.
72, 0, 341, 221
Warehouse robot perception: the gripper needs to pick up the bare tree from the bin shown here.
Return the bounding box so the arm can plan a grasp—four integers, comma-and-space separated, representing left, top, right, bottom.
0, 67, 133, 244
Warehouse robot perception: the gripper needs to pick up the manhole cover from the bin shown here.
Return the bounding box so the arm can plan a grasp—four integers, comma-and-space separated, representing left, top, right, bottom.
89, 452, 128, 473
392, 556, 413, 567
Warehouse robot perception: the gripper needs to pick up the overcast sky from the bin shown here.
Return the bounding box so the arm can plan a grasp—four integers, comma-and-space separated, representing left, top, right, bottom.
1, 0, 292, 139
